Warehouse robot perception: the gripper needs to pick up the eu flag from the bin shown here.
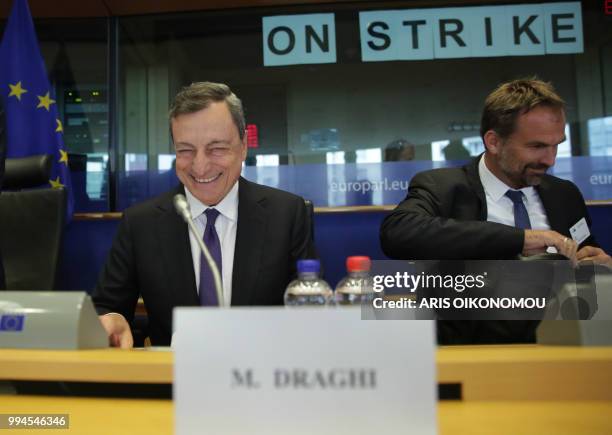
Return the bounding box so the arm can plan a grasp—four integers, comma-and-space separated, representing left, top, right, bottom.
0, 314, 25, 332
0, 0, 74, 219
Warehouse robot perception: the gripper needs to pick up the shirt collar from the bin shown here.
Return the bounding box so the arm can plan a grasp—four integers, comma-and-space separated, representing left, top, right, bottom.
479, 154, 536, 203
184, 179, 239, 222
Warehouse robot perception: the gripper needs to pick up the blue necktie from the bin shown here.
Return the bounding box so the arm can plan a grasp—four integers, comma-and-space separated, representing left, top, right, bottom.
199, 208, 222, 306
505, 190, 532, 229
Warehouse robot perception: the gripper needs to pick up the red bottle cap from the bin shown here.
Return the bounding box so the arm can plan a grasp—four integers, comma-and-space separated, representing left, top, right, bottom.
346, 256, 371, 272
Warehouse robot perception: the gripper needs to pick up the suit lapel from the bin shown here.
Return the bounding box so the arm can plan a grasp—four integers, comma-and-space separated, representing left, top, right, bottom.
536, 177, 567, 235
465, 155, 488, 220
231, 177, 267, 305
156, 185, 199, 306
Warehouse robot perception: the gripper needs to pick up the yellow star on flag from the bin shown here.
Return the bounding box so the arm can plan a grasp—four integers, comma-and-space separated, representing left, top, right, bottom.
59, 150, 68, 164
59, 149, 69, 165
49, 176, 65, 189
56, 119, 63, 133
8, 81, 28, 100
37, 92, 56, 111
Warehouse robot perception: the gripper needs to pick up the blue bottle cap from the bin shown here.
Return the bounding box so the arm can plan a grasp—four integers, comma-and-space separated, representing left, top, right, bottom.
297, 259, 320, 274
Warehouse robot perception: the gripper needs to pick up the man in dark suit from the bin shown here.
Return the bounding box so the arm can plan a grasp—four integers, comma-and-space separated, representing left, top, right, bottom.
93, 82, 315, 347
0, 97, 6, 290
380, 78, 611, 343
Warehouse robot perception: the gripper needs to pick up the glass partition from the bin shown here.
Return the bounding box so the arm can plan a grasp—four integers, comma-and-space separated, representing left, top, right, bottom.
37, 18, 109, 212
1, 16, 109, 212
116, 2, 612, 209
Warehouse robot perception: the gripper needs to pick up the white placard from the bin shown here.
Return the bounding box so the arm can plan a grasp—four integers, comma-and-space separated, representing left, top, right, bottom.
543, 2, 583, 54
265, 3, 582, 66
262, 13, 336, 66
505, 4, 545, 56
432, 8, 475, 59
359, 9, 435, 62
357, 1, 582, 62
174, 308, 436, 435
467, 7, 510, 58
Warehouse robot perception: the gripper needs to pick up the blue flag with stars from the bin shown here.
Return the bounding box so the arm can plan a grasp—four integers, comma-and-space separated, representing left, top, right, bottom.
0, 0, 74, 219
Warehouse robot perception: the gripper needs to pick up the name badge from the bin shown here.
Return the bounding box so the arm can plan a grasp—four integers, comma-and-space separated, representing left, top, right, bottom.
570, 217, 590, 244
174, 308, 436, 435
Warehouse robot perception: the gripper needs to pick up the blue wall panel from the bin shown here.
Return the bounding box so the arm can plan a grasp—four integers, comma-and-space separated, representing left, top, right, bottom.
315, 212, 387, 288
60, 219, 118, 292
59, 206, 611, 292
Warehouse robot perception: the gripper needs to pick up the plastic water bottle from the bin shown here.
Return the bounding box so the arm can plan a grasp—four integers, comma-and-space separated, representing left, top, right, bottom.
335, 256, 375, 306
284, 259, 333, 306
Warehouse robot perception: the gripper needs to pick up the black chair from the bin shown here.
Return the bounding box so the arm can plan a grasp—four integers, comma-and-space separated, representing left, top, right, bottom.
0, 155, 66, 290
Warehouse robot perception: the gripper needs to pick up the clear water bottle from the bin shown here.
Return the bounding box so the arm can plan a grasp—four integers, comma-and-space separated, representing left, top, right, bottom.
335, 256, 375, 306
284, 259, 333, 306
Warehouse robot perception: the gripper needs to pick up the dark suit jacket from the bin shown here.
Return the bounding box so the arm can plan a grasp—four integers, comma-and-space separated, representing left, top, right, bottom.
380, 156, 598, 344
93, 177, 316, 345
0, 98, 5, 188
0, 98, 6, 290
381, 155, 597, 260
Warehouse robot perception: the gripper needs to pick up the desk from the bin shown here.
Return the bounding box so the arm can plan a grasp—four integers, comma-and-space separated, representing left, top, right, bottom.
1, 346, 611, 434
2, 345, 612, 400
0, 348, 172, 384
1, 395, 611, 435
437, 344, 612, 400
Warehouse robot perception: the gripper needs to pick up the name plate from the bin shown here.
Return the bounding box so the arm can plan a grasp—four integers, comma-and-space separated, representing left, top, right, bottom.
174, 308, 436, 435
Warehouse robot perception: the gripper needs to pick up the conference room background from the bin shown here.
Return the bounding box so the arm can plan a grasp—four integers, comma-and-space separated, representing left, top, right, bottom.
1, 0, 611, 288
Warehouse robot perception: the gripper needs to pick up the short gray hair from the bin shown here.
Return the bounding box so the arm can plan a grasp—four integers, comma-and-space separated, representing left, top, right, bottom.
169, 81, 246, 139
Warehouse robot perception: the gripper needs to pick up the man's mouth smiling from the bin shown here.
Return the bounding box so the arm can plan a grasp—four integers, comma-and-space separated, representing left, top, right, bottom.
192, 173, 222, 183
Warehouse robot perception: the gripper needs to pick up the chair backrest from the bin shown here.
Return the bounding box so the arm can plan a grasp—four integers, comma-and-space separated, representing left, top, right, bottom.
3, 155, 52, 190
0, 155, 66, 290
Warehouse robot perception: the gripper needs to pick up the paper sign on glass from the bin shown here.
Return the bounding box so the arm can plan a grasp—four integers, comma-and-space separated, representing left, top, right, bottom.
262, 14, 336, 66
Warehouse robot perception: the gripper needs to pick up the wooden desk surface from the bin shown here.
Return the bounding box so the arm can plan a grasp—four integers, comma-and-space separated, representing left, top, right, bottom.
437, 344, 612, 400
1, 395, 611, 435
1, 345, 612, 400
0, 348, 173, 384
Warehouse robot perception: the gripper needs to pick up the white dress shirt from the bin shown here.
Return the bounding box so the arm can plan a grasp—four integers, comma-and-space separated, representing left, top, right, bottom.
185, 181, 239, 307
479, 156, 551, 230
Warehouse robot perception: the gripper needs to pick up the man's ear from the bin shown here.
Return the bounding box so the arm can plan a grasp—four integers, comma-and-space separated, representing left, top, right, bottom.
240, 131, 248, 160
483, 130, 502, 156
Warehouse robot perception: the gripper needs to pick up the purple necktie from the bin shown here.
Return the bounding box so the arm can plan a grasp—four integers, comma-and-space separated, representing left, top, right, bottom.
199, 208, 222, 306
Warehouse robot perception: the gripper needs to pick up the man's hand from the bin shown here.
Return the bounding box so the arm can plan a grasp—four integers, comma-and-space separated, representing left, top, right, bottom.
523, 229, 578, 264
577, 245, 612, 267
98, 313, 133, 349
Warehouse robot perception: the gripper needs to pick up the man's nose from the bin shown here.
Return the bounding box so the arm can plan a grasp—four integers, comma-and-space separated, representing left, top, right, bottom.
192, 149, 210, 173
541, 146, 557, 167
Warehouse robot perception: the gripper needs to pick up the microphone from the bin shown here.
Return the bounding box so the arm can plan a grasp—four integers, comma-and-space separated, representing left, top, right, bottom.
173, 194, 224, 307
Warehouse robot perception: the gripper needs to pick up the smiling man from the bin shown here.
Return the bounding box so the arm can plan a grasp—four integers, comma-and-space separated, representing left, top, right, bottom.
93, 82, 316, 347
380, 78, 611, 344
